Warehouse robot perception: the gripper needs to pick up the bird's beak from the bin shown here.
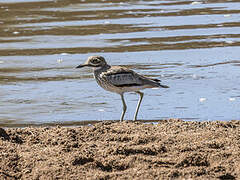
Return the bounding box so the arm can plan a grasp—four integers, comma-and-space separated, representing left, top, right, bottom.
76, 64, 88, 68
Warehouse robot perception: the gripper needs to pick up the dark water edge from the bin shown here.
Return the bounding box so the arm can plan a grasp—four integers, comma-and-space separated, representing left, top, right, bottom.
0, 118, 234, 128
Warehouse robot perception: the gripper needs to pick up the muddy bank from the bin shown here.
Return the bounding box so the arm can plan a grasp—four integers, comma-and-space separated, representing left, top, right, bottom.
0, 119, 240, 179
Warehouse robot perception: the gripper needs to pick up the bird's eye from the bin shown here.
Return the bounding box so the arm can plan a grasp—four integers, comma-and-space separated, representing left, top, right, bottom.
91, 59, 100, 64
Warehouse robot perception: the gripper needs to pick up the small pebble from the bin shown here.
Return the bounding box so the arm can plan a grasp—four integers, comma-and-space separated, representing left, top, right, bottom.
104, 21, 110, 24
225, 40, 234, 44
199, 98, 207, 102
57, 59, 63, 63
229, 98, 235, 101
60, 53, 69, 56
224, 14, 231, 17
192, 74, 197, 79
191, 1, 202, 5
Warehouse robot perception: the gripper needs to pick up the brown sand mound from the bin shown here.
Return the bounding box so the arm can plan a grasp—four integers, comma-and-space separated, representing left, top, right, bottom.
0, 119, 240, 179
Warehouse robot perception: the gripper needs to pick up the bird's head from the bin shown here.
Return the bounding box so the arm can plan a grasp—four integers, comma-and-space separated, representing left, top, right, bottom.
76, 56, 107, 69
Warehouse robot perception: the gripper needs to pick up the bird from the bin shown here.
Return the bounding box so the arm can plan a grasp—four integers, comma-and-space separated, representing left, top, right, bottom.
76, 55, 169, 121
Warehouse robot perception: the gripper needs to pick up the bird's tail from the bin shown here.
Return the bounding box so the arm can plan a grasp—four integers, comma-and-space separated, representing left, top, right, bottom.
158, 84, 169, 88
151, 78, 169, 88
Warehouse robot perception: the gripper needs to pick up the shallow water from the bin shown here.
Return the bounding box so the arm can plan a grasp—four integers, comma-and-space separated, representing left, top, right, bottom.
1, 0, 240, 126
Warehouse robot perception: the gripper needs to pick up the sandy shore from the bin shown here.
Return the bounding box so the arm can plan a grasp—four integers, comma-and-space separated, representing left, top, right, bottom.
0, 119, 240, 179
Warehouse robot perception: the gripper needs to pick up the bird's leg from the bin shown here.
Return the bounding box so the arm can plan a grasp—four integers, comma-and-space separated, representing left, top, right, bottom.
120, 93, 127, 122
134, 91, 144, 121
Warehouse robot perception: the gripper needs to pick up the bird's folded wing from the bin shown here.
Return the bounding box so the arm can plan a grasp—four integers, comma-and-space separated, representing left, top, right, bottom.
101, 67, 142, 87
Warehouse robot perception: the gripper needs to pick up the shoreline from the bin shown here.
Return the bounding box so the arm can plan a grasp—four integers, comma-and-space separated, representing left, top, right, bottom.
1, 119, 239, 179
0, 118, 234, 128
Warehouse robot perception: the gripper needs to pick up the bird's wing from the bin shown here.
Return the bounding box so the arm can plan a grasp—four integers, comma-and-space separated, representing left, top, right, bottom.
100, 66, 142, 87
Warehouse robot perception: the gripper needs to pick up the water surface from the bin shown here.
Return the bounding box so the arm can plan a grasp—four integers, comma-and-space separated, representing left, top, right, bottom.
1, 0, 240, 126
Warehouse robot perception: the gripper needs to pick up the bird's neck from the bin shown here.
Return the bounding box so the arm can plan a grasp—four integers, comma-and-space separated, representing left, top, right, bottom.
93, 64, 111, 72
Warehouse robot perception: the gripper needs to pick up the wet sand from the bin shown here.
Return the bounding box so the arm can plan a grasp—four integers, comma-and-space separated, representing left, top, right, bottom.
0, 119, 240, 179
